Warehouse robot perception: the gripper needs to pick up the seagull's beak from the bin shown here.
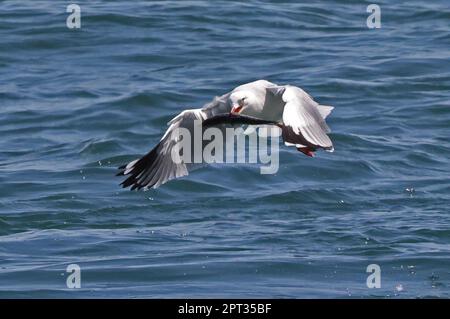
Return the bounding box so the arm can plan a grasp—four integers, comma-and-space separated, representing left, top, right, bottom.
230, 105, 243, 114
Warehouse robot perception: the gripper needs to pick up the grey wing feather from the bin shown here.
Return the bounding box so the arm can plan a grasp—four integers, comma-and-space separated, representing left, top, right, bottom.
118, 91, 233, 190
118, 109, 204, 190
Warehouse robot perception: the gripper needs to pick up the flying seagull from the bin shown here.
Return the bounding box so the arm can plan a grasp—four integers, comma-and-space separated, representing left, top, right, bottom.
117, 80, 334, 190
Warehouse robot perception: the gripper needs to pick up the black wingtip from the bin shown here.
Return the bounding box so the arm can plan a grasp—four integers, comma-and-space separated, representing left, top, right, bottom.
121, 175, 136, 188
116, 142, 162, 191
116, 170, 125, 176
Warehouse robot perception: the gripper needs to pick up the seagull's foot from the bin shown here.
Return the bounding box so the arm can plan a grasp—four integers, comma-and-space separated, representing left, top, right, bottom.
297, 147, 315, 157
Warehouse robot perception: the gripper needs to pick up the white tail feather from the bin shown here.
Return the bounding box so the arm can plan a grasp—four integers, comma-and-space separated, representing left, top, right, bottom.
316, 105, 334, 119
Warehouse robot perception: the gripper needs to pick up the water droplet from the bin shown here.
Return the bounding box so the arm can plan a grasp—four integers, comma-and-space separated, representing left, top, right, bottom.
405, 187, 415, 197
395, 284, 404, 292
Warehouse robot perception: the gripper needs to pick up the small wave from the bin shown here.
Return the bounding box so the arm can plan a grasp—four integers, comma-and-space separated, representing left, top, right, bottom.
79, 139, 122, 155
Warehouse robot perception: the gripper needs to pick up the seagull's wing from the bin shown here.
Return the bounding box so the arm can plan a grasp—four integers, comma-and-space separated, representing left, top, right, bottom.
118, 93, 231, 190
280, 85, 334, 151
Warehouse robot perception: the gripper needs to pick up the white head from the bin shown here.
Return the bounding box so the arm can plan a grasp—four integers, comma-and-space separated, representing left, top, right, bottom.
229, 90, 257, 115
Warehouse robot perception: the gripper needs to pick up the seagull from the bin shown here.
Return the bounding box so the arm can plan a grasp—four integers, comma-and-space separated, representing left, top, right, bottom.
117, 80, 334, 190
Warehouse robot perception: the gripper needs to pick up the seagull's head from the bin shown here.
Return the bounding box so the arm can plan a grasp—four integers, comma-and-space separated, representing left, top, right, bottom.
229, 91, 255, 115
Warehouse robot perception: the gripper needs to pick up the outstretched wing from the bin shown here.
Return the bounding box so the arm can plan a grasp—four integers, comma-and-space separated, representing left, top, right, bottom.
117, 93, 231, 190
280, 85, 334, 151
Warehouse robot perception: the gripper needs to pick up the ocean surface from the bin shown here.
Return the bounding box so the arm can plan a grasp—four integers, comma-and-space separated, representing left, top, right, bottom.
0, 0, 449, 298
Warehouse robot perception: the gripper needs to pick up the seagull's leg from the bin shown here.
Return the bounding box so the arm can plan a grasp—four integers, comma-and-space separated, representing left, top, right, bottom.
297, 147, 315, 157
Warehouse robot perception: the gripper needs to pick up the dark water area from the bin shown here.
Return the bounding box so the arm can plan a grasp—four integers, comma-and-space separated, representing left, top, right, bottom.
0, 1, 449, 297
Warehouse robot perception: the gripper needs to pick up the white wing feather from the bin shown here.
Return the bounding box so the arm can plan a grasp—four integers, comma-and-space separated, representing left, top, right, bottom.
281, 86, 334, 150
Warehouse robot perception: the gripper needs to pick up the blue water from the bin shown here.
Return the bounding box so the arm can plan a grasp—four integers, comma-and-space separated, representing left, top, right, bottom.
1, 0, 449, 298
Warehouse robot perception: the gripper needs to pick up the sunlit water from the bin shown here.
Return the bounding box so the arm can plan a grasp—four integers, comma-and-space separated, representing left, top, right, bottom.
0, 1, 449, 298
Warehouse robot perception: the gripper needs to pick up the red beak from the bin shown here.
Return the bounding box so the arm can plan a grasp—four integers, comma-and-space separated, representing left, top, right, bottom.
231, 105, 243, 114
